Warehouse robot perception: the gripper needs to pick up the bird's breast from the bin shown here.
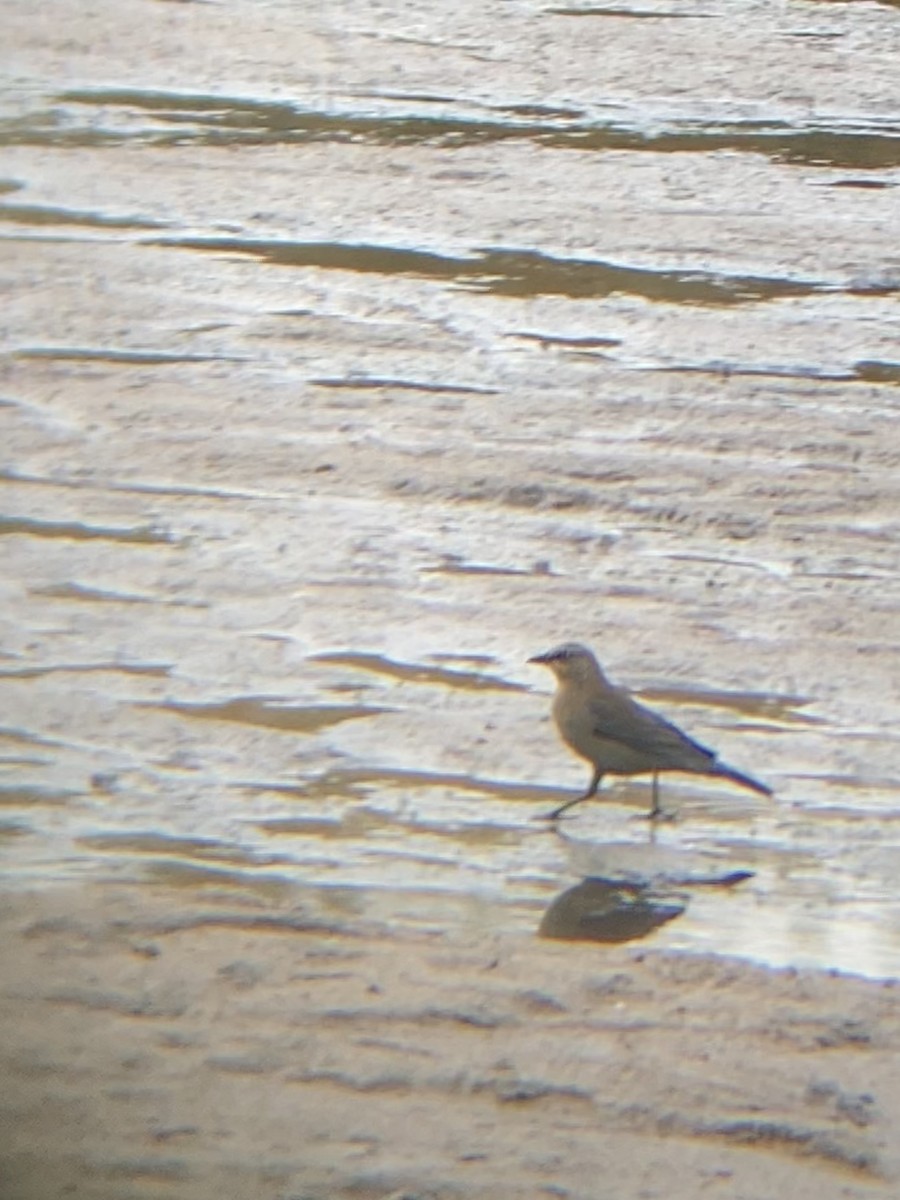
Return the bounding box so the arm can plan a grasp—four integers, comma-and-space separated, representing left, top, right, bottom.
552, 690, 651, 773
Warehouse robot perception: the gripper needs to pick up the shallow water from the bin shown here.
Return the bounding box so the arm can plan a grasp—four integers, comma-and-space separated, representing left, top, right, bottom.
2, 0, 899, 979
2, 660, 900, 978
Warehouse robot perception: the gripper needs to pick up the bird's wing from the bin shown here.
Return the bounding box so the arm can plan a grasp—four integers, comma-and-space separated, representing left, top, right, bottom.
587, 687, 716, 769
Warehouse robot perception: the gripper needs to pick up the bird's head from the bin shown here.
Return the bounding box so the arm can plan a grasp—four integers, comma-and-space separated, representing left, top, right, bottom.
528, 642, 604, 686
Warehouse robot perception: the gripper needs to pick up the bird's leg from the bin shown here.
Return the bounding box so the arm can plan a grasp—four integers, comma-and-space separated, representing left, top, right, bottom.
637, 772, 674, 822
650, 772, 662, 819
537, 767, 603, 821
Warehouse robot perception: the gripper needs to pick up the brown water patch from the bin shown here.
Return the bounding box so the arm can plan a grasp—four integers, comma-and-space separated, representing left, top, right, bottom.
825, 178, 898, 190
808, 0, 899, 8
256, 813, 380, 841
244, 765, 564, 804
149, 698, 391, 733
0, 785, 80, 807
156, 236, 843, 306
539, 879, 686, 942
0, 201, 164, 230
109, 479, 285, 501
310, 650, 527, 692
140, 859, 296, 900
134, 910, 363, 938
424, 554, 553, 577
638, 685, 824, 725
491, 101, 586, 120
715, 720, 812, 737
2, 467, 286, 504
0, 727, 64, 751
546, 6, 714, 17
0, 820, 31, 841
256, 809, 523, 846
0, 660, 171, 680
13, 346, 247, 365
0, 515, 173, 544
310, 375, 499, 395
646, 355, 900, 384
646, 361, 859, 383
508, 330, 622, 349
30, 581, 208, 607
794, 569, 896, 583
648, 552, 790, 576
32, 89, 900, 170
854, 360, 900, 385
76, 831, 292, 868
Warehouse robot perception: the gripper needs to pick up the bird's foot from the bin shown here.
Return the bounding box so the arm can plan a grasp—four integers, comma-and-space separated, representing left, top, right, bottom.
631, 808, 676, 823
533, 808, 577, 822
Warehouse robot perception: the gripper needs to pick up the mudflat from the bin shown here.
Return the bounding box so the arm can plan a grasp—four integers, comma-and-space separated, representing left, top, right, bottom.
2, 0, 900, 1196
3, 880, 900, 1200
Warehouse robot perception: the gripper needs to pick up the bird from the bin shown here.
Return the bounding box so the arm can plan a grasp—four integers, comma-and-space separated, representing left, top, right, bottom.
528, 642, 772, 820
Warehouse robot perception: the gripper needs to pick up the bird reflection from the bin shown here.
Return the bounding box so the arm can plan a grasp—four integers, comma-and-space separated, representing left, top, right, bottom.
538, 877, 685, 943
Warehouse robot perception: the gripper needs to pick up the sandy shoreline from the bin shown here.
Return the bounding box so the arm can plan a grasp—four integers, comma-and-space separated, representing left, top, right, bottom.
3, 878, 900, 1200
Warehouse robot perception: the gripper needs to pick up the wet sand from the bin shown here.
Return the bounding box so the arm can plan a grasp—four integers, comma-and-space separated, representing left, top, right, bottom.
3, 879, 900, 1200
3, 0, 900, 1196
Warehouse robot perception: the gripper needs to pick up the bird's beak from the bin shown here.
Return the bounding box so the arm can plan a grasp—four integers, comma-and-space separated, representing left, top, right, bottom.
528, 652, 549, 664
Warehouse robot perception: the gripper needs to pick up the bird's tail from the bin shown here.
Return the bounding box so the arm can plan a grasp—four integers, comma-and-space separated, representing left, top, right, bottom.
714, 761, 773, 797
